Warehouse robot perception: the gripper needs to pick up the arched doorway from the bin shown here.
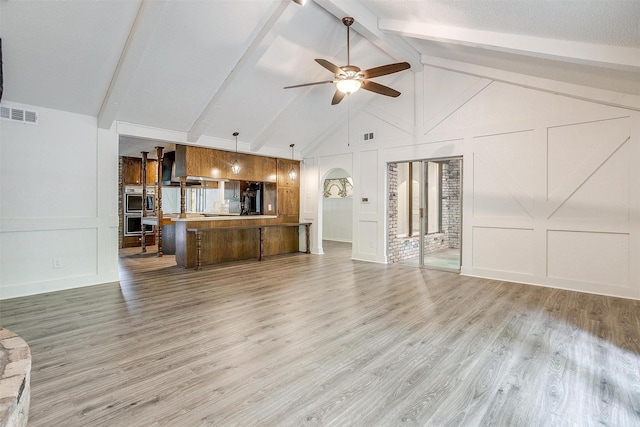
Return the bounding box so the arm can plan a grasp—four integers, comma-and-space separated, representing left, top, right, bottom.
320, 168, 353, 252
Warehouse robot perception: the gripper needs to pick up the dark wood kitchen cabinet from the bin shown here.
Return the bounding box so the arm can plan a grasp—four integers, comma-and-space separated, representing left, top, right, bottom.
122, 156, 158, 185
145, 159, 158, 185
277, 187, 299, 223
122, 156, 142, 185
277, 158, 300, 188
175, 145, 277, 182
123, 234, 156, 248
276, 157, 300, 223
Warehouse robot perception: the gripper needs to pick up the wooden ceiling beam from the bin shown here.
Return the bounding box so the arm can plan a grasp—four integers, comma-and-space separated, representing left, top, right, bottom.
187, 0, 295, 143
97, 0, 167, 130
380, 19, 640, 73
314, 0, 422, 71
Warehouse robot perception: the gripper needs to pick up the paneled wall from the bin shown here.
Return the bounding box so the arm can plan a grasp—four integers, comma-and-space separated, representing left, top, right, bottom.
305, 66, 638, 299
465, 115, 638, 299
0, 102, 119, 299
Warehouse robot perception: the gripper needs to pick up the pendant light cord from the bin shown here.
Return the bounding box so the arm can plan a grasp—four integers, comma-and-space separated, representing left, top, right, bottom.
347, 95, 351, 147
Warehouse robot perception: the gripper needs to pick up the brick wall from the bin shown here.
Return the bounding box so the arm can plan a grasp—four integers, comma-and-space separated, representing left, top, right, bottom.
442, 160, 461, 250
387, 163, 401, 262
118, 157, 123, 249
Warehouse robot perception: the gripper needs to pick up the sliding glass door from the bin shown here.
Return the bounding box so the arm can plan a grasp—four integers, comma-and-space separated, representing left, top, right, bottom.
421, 158, 462, 271
391, 157, 462, 271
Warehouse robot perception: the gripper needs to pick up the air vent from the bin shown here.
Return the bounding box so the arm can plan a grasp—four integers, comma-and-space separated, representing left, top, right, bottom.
24, 110, 38, 124
11, 108, 24, 121
0, 105, 39, 125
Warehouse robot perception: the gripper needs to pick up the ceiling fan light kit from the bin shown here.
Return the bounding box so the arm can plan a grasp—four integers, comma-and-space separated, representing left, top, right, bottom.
284, 16, 410, 105
335, 69, 362, 94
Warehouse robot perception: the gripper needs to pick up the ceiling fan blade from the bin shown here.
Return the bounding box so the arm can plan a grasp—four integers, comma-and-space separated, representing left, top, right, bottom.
361, 80, 401, 97
284, 80, 334, 89
315, 59, 343, 76
361, 62, 410, 79
331, 90, 347, 105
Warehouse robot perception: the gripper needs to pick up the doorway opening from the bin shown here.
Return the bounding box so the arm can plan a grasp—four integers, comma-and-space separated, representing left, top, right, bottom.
321, 168, 353, 253
388, 157, 462, 271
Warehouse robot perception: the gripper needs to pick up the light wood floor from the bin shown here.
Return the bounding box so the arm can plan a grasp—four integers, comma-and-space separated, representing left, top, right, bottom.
1, 241, 639, 426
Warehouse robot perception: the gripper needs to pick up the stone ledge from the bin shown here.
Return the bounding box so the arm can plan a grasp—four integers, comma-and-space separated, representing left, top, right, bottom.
0, 328, 31, 427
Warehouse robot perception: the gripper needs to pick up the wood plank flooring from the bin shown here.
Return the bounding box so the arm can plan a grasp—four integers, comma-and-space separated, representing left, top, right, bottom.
1, 241, 639, 426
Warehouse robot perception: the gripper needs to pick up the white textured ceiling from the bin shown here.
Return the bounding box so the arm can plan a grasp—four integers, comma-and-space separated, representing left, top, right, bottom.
364, 0, 640, 47
2, 0, 638, 158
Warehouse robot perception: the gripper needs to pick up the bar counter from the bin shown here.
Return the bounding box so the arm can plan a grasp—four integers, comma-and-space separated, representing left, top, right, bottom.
173, 215, 307, 268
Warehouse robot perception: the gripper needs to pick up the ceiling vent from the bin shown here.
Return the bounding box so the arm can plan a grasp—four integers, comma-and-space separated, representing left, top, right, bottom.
0, 106, 39, 125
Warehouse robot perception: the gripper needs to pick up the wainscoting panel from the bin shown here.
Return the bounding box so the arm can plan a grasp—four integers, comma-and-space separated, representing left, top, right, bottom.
547, 230, 629, 287
472, 227, 534, 275
1, 227, 99, 297
547, 120, 631, 225
357, 221, 378, 257
472, 149, 533, 219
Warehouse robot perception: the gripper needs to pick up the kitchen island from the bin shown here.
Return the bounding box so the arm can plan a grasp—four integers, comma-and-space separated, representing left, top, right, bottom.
173, 215, 309, 269
141, 215, 178, 254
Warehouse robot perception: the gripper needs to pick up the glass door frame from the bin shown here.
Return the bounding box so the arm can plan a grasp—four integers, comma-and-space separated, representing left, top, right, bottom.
419, 156, 463, 272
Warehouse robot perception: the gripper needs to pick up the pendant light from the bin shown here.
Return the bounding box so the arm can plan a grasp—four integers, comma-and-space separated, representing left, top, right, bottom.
231, 132, 241, 175
288, 144, 297, 181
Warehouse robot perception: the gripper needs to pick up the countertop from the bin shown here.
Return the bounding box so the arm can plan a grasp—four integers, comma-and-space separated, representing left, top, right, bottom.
171, 215, 277, 222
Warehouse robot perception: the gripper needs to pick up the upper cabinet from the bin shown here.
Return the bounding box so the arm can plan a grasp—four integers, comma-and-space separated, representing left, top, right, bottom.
122, 156, 142, 185
122, 156, 158, 186
145, 159, 158, 185
277, 158, 300, 188
174, 145, 277, 183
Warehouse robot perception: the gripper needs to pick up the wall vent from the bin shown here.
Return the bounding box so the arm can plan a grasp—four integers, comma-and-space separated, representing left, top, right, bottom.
362, 131, 374, 141
0, 106, 39, 124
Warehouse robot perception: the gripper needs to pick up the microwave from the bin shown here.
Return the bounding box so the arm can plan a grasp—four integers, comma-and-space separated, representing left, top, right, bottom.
125, 193, 155, 214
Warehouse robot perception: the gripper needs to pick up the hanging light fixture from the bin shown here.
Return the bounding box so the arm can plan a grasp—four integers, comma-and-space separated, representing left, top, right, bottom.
288, 144, 297, 181
231, 132, 241, 175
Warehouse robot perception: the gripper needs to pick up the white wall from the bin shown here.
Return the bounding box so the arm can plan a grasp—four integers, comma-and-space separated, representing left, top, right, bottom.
0, 102, 119, 299
3, 63, 638, 301
431, 83, 640, 300
322, 198, 352, 242
304, 66, 640, 299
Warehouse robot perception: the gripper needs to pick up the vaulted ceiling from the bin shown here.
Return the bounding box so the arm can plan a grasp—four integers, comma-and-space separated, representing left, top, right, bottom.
2, 0, 639, 158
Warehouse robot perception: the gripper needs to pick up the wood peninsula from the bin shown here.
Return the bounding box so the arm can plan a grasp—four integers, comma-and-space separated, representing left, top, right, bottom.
139, 144, 307, 269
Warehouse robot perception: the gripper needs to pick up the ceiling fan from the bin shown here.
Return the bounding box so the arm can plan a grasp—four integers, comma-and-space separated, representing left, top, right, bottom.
284, 17, 410, 105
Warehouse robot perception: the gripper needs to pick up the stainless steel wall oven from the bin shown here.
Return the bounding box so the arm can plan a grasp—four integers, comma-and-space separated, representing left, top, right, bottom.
124, 186, 155, 236
124, 216, 154, 236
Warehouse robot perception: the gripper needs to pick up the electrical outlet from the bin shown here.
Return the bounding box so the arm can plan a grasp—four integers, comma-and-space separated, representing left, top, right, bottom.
52, 258, 62, 269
